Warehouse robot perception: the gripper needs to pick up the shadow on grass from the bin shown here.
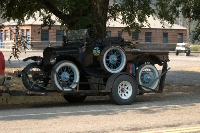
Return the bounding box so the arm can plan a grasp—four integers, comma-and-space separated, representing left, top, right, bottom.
0, 70, 200, 121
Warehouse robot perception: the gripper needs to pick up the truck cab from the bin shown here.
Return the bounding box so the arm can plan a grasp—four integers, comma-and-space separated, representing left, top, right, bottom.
175, 43, 190, 56
0, 51, 11, 86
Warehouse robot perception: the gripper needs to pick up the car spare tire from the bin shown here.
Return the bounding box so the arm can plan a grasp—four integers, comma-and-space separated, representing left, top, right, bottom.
100, 44, 126, 73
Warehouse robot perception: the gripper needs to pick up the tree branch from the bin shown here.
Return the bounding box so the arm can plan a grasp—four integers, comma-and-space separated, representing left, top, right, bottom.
40, 0, 70, 24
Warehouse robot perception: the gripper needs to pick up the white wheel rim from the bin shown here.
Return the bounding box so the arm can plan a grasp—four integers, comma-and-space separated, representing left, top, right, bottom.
118, 81, 132, 99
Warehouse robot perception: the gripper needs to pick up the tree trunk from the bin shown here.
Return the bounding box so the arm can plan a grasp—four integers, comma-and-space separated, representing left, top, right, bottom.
42, 0, 109, 38
91, 0, 109, 38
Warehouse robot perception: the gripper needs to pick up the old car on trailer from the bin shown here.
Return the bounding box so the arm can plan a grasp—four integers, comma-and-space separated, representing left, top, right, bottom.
0, 29, 170, 105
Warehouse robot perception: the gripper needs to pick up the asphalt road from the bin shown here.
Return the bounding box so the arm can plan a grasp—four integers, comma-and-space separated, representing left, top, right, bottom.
0, 51, 200, 133
166, 52, 200, 86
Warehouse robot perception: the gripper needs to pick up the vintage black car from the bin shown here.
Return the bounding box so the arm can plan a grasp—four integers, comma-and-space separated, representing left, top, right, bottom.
21, 29, 169, 105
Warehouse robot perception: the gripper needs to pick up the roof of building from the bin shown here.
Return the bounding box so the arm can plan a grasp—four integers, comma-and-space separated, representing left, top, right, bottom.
107, 16, 187, 30
0, 18, 6, 24
2, 12, 61, 26
2, 13, 186, 30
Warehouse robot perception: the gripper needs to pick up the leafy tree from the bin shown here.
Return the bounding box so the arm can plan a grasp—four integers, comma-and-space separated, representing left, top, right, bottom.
1, 0, 200, 40
0, 0, 177, 36
174, 0, 200, 42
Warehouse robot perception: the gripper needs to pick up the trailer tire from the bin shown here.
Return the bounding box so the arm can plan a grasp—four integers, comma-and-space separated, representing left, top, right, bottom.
100, 45, 126, 73
137, 64, 159, 92
51, 61, 80, 92
109, 75, 136, 105
22, 63, 48, 91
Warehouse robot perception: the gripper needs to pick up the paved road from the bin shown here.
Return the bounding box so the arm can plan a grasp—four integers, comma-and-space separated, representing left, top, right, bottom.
0, 50, 200, 133
166, 52, 200, 86
0, 89, 200, 133
3, 50, 43, 68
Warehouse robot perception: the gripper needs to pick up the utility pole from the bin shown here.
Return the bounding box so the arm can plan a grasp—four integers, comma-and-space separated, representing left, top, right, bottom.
187, 17, 191, 43
187, 0, 191, 44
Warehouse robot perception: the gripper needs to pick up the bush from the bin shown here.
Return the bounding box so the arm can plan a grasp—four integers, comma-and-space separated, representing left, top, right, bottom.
190, 45, 200, 51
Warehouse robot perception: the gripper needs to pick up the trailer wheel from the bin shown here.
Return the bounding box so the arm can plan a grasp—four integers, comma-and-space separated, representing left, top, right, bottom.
63, 75, 89, 103
109, 75, 136, 105
100, 45, 126, 73
51, 61, 80, 92
22, 63, 48, 91
137, 64, 159, 91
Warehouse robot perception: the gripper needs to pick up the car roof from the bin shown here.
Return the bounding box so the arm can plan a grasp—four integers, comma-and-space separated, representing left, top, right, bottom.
176, 43, 187, 45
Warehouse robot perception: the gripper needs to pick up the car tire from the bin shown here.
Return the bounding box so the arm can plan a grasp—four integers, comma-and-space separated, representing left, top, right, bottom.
22, 63, 48, 91
136, 64, 159, 92
100, 44, 126, 73
51, 61, 80, 92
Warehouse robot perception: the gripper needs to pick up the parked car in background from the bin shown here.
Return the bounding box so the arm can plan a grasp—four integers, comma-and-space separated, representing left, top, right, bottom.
0, 51, 11, 86
175, 43, 190, 56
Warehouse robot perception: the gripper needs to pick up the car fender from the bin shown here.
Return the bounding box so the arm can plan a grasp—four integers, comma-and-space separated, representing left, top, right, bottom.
23, 56, 42, 62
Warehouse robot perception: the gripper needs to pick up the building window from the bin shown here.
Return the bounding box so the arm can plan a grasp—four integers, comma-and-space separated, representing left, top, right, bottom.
178, 33, 183, 43
106, 31, 111, 38
118, 31, 122, 37
4, 30, 8, 41
0, 30, 3, 42
132, 32, 139, 40
15, 29, 19, 40
41, 30, 49, 41
145, 32, 152, 43
163, 33, 168, 43
21, 29, 24, 37
10, 30, 13, 40
56, 30, 64, 42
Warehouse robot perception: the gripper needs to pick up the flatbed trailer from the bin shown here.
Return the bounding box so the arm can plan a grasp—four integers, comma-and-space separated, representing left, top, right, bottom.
0, 29, 170, 105
0, 50, 169, 105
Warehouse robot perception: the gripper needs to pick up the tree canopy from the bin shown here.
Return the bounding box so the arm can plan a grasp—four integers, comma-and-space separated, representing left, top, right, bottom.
1, 0, 200, 40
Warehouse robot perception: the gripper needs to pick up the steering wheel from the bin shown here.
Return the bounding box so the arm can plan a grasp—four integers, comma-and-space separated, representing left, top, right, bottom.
87, 27, 103, 45
94, 36, 103, 44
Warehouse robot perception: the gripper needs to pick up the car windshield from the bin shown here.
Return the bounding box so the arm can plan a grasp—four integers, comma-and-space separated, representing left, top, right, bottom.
67, 29, 88, 42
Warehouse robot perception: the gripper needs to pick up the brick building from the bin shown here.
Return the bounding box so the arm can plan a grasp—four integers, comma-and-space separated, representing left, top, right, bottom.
106, 16, 187, 50
0, 15, 187, 50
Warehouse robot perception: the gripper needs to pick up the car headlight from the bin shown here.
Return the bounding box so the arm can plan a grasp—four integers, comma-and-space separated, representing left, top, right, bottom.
36, 57, 43, 65
50, 55, 56, 65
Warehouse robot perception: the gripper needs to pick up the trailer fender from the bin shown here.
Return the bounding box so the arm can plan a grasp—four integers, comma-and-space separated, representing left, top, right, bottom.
23, 56, 43, 62
136, 54, 163, 66
105, 72, 137, 93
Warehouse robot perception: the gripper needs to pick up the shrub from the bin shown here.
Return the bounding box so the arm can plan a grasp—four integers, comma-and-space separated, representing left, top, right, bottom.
190, 45, 200, 51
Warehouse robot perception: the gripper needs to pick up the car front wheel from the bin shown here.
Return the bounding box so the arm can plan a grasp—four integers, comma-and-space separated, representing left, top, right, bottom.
22, 63, 48, 91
